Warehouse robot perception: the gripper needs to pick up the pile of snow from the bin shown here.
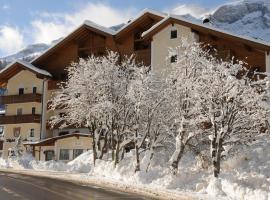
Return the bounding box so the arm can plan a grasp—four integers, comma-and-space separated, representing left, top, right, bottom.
67, 150, 93, 173
0, 136, 270, 200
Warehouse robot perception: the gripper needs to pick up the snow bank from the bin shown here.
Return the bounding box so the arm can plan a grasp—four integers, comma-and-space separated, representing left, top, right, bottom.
0, 136, 270, 200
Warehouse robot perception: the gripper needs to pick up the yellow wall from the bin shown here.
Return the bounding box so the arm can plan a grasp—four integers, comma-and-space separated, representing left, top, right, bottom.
2, 69, 44, 158
55, 136, 92, 161
151, 24, 198, 74
7, 70, 43, 95
3, 123, 41, 158
6, 102, 42, 116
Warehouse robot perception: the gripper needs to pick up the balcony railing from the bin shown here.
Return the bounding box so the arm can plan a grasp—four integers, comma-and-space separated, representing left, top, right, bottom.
0, 93, 42, 104
0, 114, 41, 124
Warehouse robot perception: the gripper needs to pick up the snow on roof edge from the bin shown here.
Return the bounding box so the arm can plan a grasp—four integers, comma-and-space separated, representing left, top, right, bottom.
0, 59, 52, 77
115, 8, 167, 34
23, 133, 91, 145
142, 14, 270, 48
84, 20, 116, 35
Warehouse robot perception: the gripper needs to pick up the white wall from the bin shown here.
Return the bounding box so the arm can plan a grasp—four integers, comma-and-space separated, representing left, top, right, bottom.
151, 23, 199, 74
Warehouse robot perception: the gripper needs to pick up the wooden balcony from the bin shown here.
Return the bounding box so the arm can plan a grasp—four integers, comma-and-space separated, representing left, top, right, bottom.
0, 114, 41, 124
0, 93, 42, 104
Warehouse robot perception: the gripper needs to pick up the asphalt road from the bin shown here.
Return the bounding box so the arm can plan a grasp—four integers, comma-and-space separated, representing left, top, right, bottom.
0, 172, 148, 200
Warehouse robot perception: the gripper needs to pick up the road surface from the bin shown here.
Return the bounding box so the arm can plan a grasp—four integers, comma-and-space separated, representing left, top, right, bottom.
0, 172, 148, 200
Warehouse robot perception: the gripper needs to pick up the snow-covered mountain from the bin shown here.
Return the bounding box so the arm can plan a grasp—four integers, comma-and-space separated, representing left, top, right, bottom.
0, 39, 62, 70
209, 0, 270, 42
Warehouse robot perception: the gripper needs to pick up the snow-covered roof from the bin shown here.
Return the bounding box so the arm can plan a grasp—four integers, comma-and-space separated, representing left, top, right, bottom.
84, 20, 116, 35
142, 14, 270, 49
0, 60, 52, 77
115, 8, 167, 34
23, 133, 91, 146
31, 9, 166, 64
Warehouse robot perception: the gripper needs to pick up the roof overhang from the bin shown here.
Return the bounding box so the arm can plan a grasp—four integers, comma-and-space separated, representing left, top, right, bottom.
0, 60, 51, 88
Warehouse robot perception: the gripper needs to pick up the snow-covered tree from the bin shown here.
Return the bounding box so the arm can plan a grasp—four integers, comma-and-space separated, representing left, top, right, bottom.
198, 59, 270, 178
165, 41, 211, 174
50, 52, 146, 166
13, 135, 24, 157
128, 72, 171, 172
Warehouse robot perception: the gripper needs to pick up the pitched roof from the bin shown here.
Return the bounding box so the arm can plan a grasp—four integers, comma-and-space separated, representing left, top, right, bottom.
115, 8, 166, 35
0, 60, 51, 87
142, 14, 270, 51
2, 60, 51, 77
31, 9, 166, 64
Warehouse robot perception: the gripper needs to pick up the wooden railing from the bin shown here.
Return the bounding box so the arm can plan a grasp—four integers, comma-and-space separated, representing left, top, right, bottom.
0, 93, 42, 104
0, 114, 41, 124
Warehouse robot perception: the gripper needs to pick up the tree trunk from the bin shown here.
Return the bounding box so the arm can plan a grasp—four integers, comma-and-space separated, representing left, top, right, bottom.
114, 134, 120, 167
99, 131, 108, 159
171, 141, 185, 175
134, 130, 140, 172
120, 145, 125, 160
212, 138, 223, 178
92, 131, 97, 166
146, 149, 154, 172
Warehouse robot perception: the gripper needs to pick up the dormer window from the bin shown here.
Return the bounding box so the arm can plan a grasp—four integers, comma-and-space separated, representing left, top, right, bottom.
171, 30, 177, 39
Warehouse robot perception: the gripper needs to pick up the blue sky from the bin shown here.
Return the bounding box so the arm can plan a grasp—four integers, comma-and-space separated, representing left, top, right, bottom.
0, 0, 234, 57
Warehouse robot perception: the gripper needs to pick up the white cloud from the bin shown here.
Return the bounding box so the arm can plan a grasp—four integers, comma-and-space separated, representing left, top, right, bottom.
0, 26, 24, 55
168, 4, 211, 18
31, 3, 136, 44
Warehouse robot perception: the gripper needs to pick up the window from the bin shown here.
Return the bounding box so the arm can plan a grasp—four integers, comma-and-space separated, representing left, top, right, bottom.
17, 108, 22, 115
33, 87, 37, 94
18, 88, 24, 95
0, 141, 3, 150
32, 107, 36, 115
0, 126, 4, 136
73, 149, 83, 159
170, 55, 177, 63
59, 149, 70, 160
30, 129, 34, 137
13, 127, 21, 137
171, 30, 177, 39
45, 150, 54, 161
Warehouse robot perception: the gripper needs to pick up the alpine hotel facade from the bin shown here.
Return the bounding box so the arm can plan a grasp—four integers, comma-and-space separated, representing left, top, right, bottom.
0, 9, 270, 161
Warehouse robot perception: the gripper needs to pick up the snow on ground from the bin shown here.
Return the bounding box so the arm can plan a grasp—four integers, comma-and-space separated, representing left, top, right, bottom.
0, 136, 269, 200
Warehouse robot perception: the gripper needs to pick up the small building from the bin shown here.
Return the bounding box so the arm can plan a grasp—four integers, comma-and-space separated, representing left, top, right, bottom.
24, 133, 92, 161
